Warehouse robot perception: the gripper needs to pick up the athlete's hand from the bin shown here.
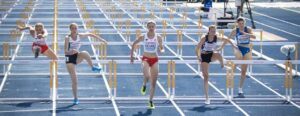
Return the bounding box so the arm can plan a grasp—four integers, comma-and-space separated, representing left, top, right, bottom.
71, 49, 79, 54
102, 40, 108, 45
37, 34, 43, 39
216, 47, 222, 51
130, 56, 134, 64
240, 31, 249, 35
16, 25, 22, 30
232, 44, 239, 50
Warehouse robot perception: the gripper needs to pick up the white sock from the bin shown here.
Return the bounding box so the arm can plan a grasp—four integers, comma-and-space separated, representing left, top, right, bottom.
238, 88, 243, 94
205, 99, 210, 105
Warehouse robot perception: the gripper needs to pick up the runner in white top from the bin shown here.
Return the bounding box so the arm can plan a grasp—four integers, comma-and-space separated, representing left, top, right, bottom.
130, 20, 164, 109
196, 25, 237, 104
64, 23, 107, 105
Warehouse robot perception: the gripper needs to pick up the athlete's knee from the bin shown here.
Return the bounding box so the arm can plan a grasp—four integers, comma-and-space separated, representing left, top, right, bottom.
144, 75, 151, 79
151, 72, 158, 78
53, 55, 58, 60
80, 51, 89, 56
150, 80, 157, 87
202, 71, 209, 77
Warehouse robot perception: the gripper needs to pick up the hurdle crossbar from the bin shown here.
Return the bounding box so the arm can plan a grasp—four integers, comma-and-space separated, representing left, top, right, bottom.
0, 59, 299, 65
0, 41, 298, 46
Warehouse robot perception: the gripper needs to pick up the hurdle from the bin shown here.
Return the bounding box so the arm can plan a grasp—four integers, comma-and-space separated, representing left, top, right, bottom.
85, 19, 95, 29
24, 6, 32, 12
9, 30, 19, 51
159, 2, 163, 18
198, 18, 203, 29
91, 29, 100, 42
125, 19, 131, 42
177, 30, 183, 56
117, 14, 123, 30
141, 6, 146, 25
162, 20, 167, 42
150, 10, 156, 19
226, 61, 234, 100
182, 12, 187, 29
285, 60, 293, 102
16, 20, 25, 28
20, 12, 29, 19
169, 10, 174, 25
218, 29, 225, 56
0, 59, 299, 100
108, 60, 117, 98
135, 29, 142, 56
168, 60, 176, 98
2, 43, 9, 74
2, 43, 9, 61
97, 42, 107, 60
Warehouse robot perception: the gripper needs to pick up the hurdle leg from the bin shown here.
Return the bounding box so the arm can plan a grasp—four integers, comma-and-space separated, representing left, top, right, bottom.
172, 61, 176, 98
284, 61, 293, 102
168, 61, 171, 98
295, 43, 298, 76
288, 62, 293, 101
113, 61, 117, 98
108, 61, 113, 98
226, 61, 234, 100
2, 43, 9, 74
226, 88, 230, 99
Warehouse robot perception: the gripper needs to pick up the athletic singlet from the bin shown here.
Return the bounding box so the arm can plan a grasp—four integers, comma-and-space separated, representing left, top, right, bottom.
235, 27, 250, 45
68, 34, 81, 51
201, 35, 217, 52
143, 33, 158, 54
33, 38, 46, 45
33, 30, 47, 45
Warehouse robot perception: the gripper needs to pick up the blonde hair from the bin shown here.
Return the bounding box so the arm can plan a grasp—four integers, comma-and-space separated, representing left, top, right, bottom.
35, 23, 45, 34
208, 25, 216, 31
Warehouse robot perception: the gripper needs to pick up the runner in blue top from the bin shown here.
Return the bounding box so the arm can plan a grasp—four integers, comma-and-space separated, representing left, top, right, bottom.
64, 23, 107, 105
228, 17, 256, 96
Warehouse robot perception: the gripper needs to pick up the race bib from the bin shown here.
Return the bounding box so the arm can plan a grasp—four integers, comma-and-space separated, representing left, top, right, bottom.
145, 41, 157, 52
237, 35, 250, 44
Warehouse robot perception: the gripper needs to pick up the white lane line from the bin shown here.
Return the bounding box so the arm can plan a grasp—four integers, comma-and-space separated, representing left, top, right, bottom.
252, 11, 300, 27
159, 3, 250, 116
212, 8, 300, 38
108, 1, 185, 115
0, 0, 19, 24
280, 7, 300, 14
0, 0, 37, 94
75, 0, 121, 116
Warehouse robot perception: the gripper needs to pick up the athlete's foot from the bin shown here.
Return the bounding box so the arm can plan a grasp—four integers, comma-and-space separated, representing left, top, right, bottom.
204, 99, 210, 105
148, 100, 155, 109
73, 98, 79, 105
92, 65, 101, 72
34, 48, 40, 58
221, 64, 224, 69
140, 85, 146, 95
238, 88, 244, 95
